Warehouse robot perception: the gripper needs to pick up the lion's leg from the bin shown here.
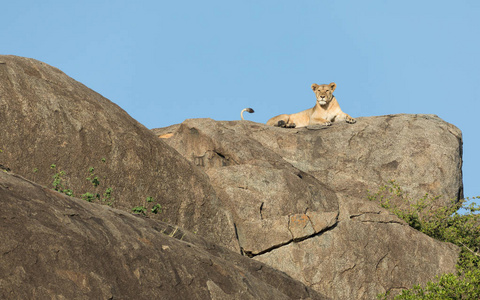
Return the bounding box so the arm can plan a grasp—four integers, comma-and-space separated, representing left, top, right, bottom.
277, 120, 296, 128
336, 112, 356, 124
284, 116, 297, 128
309, 117, 332, 126
267, 114, 291, 127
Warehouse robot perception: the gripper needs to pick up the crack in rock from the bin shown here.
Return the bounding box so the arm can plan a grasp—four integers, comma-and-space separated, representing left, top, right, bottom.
349, 212, 406, 225
259, 202, 264, 220
237, 211, 339, 257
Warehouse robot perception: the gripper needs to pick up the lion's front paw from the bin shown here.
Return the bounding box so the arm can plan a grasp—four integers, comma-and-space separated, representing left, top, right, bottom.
346, 117, 356, 124
324, 121, 332, 126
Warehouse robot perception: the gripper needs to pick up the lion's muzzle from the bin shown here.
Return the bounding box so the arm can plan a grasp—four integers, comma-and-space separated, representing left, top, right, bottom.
317, 98, 327, 105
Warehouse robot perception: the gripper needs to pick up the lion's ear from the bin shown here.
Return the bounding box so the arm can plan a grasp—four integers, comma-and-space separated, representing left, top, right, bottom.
311, 84, 319, 91
329, 82, 336, 91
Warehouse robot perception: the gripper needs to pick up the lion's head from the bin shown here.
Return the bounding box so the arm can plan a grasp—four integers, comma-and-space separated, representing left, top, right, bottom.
311, 82, 336, 105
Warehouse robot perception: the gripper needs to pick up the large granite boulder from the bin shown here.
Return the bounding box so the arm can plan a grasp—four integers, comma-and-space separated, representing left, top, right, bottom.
0, 55, 237, 250
0, 171, 325, 299
155, 115, 463, 208
153, 118, 462, 299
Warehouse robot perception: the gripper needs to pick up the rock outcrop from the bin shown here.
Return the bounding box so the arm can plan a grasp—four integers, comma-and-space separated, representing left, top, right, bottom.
0, 55, 237, 250
153, 118, 462, 299
0, 171, 325, 299
154, 115, 463, 208
0, 55, 464, 299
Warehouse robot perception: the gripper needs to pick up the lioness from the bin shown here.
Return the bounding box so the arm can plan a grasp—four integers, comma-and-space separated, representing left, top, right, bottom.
266, 82, 356, 128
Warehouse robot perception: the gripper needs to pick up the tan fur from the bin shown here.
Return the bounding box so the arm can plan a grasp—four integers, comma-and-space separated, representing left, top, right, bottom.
266, 82, 356, 128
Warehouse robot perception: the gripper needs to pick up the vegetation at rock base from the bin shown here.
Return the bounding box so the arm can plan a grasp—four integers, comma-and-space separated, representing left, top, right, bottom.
370, 180, 480, 299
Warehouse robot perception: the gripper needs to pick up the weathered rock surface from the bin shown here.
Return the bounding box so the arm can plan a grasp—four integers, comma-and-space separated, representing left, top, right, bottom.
155, 120, 340, 256
153, 118, 462, 299
0, 171, 325, 299
0, 55, 237, 250
155, 115, 463, 208
256, 201, 459, 299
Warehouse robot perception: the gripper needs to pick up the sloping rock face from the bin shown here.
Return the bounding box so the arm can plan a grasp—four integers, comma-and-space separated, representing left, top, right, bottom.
0, 55, 237, 250
0, 171, 325, 300
153, 118, 462, 299
155, 120, 340, 256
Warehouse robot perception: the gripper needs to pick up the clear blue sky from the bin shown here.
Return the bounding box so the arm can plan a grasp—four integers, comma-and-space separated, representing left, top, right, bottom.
2, 1, 479, 200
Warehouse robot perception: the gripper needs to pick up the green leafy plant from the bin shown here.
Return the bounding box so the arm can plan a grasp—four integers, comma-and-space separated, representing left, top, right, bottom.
102, 187, 113, 204
371, 181, 480, 299
50, 164, 74, 196
151, 203, 162, 214
32, 167, 38, 181
81, 192, 95, 202
132, 206, 147, 215
81, 166, 114, 206
86, 167, 100, 188
132, 196, 162, 215
81, 167, 100, 201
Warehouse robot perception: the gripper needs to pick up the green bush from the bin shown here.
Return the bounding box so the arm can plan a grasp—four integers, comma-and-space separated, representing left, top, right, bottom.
382, 269, 480, 299
370, 181, 480, 299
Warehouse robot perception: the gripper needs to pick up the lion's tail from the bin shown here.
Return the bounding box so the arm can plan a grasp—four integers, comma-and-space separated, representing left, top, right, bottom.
241, 108, 255, 120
